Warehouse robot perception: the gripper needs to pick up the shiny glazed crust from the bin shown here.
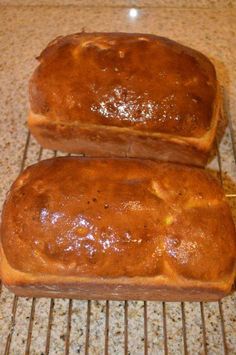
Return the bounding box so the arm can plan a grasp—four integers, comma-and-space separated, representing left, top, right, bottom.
28, 33, 220, 166
1, 157, 236, 300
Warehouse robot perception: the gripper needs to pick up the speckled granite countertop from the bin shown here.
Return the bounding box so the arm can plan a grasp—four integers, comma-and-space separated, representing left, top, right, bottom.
0, 3, 236, 355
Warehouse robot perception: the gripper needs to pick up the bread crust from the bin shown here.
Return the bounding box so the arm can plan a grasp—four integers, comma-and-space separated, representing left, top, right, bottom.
28, 33, 220, 166
0, 247, 230, 301
1, 157, 235, 300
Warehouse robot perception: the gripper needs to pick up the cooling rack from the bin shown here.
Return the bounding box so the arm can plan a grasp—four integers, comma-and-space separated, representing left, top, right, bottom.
1, 110, 236, 355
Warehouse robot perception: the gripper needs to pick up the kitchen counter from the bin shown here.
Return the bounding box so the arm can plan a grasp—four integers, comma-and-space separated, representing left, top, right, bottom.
0, 2, 236, 354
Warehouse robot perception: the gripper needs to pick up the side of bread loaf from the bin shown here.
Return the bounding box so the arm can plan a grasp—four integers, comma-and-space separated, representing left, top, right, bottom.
28, 33, 220, 166
1, 157, 235, 300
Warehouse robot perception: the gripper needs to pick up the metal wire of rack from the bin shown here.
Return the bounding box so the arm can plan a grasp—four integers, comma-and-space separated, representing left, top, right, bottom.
1, 101, 236, 354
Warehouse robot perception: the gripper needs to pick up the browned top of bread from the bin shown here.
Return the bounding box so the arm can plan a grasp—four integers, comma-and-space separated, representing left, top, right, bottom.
1, 157, 235, 283
29, 33, 217, 138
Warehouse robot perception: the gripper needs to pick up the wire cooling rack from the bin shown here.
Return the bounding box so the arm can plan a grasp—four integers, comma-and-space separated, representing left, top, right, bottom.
1, 107, 236, 354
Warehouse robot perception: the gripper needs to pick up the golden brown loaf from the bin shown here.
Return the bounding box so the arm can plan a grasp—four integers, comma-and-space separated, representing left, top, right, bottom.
1, 157, 235, 300
28, 33, 220, 166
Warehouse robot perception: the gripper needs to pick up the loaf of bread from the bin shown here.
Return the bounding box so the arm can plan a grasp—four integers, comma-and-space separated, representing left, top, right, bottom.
28, 33, 220, 166
1, 157, 235, 300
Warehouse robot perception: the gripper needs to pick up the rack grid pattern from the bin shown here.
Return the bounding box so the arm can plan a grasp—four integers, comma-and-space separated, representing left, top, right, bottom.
1, 111, 236, 354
